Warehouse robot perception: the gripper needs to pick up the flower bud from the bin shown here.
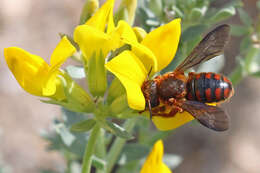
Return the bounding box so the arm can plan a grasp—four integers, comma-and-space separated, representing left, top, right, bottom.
58, 72, 95, 113
115, 0, 137, 26
107, 78, 126, 104
87, 52, 107, 97
109, 94, 129, 115
133, 27, 147, 42
79, 0, 99, 24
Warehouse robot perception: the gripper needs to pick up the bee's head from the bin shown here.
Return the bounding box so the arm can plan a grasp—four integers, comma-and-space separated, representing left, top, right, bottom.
141, 80, 159, 108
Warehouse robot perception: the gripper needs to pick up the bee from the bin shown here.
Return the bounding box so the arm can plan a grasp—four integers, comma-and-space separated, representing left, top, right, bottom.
141, 24, 234, 131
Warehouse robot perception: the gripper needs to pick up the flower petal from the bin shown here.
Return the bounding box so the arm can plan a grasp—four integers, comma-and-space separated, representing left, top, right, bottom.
74, 25, 119, 59
141, 18, 181, 71
86, 0, 115, 31
113, 20, 137, 42
105, 50, 147, 110
106, 0, 115, 33
4, 47, 49, 96
123, 38, 158, 74
42, 71, 59, 96
140, 140, 171, 173
50, 36, 76, 70
160, 164, 172, 173
152, 112, 194, 131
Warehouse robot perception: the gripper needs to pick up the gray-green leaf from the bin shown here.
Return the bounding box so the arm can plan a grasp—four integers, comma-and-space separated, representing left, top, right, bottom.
55, 123, 75, 146
231, 25, 250, 36
238, 8, 252, 26
70, 119, 96, 132
105, 121, 134, 139
210, 6, 235, 23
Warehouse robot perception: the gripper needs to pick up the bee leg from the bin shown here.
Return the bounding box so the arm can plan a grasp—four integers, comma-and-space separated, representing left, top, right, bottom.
148, 105, 167, 117
152, 108, 179, 117
147, 100, 153, 120
168, 98, 177, 105
152, 105, 166, 112
169, 98, 184, 111
151, 106, 179, 118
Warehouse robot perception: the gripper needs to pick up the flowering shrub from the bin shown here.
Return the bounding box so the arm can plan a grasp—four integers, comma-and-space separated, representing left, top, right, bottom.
3, 0, 260, 173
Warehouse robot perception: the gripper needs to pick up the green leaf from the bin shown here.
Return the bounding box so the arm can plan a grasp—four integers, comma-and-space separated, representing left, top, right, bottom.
244, 47, 260, 74
189, 7, 207, 20
146, 131, 171, 146
55, 123, 76, 146
240, 36, 252, 53
114, 108, 138, 119
104, 121, 134, 139
210, 6, 235, 23
238, 8, 252, 26
66, 65, 85, 79
70, 119, 96, 132
229, 60, 245, 85
92, 155, 106, 170
171, 6, 184, 18
116, 161, 139, 173
230, 24, 250, 36
182, 24, 207, 42
148, 0, 163, 17
121, 144, 150, 162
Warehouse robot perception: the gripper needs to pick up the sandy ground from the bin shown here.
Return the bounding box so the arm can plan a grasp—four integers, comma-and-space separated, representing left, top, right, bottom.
0, 0, 260, 173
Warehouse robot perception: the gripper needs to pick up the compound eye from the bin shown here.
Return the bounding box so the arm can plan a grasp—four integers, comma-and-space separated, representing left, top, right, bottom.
149, 81, 159, 107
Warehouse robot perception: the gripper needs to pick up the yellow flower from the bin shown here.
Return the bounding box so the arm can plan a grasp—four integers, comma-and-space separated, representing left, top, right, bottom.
74, 0, 139, 97
105, 18, 194, 131
74, 0, 138, 61
140, 140, 172, 173
4, 36, 76, 100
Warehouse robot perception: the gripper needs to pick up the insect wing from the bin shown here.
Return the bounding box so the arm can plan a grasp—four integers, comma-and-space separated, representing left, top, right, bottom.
182, 100, 229, 131
175, 24, 230, 72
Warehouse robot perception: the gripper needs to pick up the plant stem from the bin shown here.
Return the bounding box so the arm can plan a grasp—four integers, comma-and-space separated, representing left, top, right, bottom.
106, 118, 137, 173
96, 129, 107, 173
96, 128, 106, 158
81, 124, 100, 173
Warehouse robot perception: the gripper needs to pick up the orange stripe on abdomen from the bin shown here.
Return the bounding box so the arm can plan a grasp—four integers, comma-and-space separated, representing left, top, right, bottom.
205, 88, 212, 102
215, 88, 222, 101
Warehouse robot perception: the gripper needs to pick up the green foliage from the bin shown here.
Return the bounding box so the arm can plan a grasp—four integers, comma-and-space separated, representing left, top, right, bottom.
71, 119, 97, 132
104, 120, 134, 139
229, 5, 260, 84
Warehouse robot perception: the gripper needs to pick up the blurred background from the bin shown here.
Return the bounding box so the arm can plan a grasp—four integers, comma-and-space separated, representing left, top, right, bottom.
0, 0, 259, 173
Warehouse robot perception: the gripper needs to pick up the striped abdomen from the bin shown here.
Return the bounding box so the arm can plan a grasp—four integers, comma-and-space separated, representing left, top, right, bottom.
186, 72, 233, 103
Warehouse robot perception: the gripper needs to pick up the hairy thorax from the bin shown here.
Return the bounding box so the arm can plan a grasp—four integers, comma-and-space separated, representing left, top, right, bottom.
156, 72, 187, 101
